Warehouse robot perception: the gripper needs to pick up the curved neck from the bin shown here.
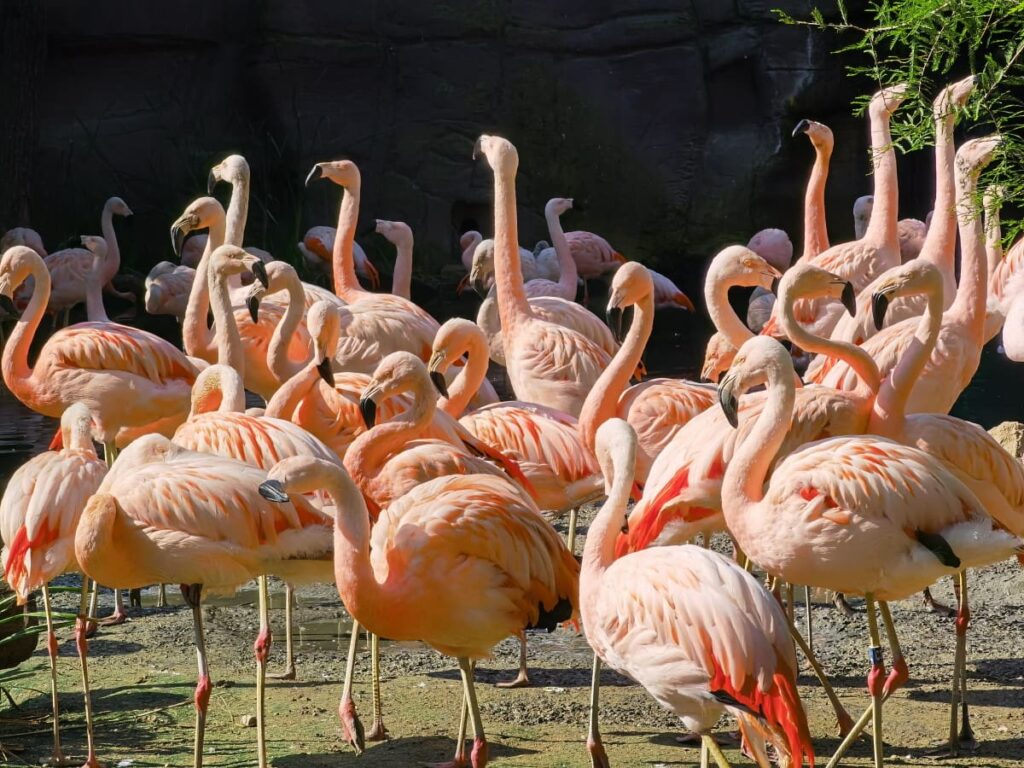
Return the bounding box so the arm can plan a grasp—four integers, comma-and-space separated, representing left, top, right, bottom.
391, 239, 413, 299
863, 108, 900, 246
191, 371, 246, 416
225, 178, 249, 247
578, 293, 653, 453
182, 217, 226, 358
705, 268, 754, 348
2, 259, 48, 401
265, 362, 318, 419
333, 183, 363, 299
722, 364, 795, 510
869, 284, 943, 435
919, 103, 958, 286
321, 466, 382, 628
546, 206, 577, 295
345, 389, 435, 493
947, 166, 986, 340
801, 143, 831, 260
208, 267, 245, 375
440, 337, 491, 418
779, 291, 880, 396
99, 205, 120, 285
84, 256, 109, 322
268, 274, 310, 385
580, 448, 635, 595
66, 422, 95, 453
492, 167, 532, 331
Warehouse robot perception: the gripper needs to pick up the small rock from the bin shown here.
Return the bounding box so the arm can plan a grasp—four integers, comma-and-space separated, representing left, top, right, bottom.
544, 686, 567, 693
117, 761, 134, 767
240, 714, 257, 727
989, 421, 1024, 457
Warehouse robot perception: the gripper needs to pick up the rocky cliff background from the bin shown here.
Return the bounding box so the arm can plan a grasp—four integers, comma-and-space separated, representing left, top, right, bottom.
3, 1, 934, 295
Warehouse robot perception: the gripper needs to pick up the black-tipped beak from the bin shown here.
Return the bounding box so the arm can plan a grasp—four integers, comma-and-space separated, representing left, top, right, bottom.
317, 357, 335, 387
0, 295, 17, 318
252, 260, 269, 289
770, 276, 781, 295
792, 119, 811, 138
430, 370, 449, 398
871, 291, 891, 331
606, 307, 624, 343
620, 516, 629, 535
472, 138, 482, 160
841, 281, 857, 317
247, 295, 260, 324
258, 479, 290, 503
718, 379, 739, 429
207, 170, 217, 195
170, 225, 186, 257
305, 165, 323, 187
471, 275, 488, 299
359, 397, 377, 429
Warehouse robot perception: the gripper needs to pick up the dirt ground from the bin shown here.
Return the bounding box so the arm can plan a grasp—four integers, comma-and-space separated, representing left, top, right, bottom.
1, 506, 1023, 768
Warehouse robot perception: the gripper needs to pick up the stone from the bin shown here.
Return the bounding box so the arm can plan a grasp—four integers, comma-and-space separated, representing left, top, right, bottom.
989, 421, 1024, 458
240, 714, 257, 727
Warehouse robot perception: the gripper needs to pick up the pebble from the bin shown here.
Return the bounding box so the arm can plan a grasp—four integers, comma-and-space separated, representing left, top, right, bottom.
240, 714, 257, 727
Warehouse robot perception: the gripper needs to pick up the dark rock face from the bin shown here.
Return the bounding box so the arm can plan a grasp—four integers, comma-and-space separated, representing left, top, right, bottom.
22, 1, 880, 294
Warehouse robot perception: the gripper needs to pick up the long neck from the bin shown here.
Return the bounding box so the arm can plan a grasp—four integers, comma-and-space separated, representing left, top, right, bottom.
333, 183, 362, 299
268, 275, 310, 385
722, 364, 795, 511
863, 108, 900, 247
869, 284, 943, 435
580, 448, 635, 605
345, 391, 434, 493
440, 338, 490, 418
801, 143, 831, 260
265, 362, 318, 419
323, 467, 382, 628
2, 259, 48, 402
578, 293, 653, 453
986, 196, 1003, 278
919, 103, 958, 290
546, 206, 578, 295
391, 239, 413, 299
779, 292, 880, 396
84, 257, 109, 322
947, 168, 987, 341
182, 218, 226, 357
705, 268, 754, 348
225, 179, 249, 247
208, 268, 245, 375
99, 205, 120, 285
492, 167, 532, 332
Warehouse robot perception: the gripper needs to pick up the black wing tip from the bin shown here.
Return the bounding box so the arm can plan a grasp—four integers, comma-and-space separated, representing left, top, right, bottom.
915, 530, 961, 569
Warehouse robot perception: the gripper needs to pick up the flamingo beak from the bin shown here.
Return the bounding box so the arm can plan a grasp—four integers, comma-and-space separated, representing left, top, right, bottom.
792, 119, 811, 138
456, 273, 471, 296
251, 260, 269, 290
305, 165, 323, 187
770, 275, 781, 295
872, 290, 892, 331
718, 375, 739, 429
247, 295, 260, 324
258, 479, 290, 503
841, 281, 857, 317
429, 370, 449, 398
472, 137, 483, 160
358, 397, 378, 429
606, 307, 624, 342
0, 294, 17, 318
471, 274, 488, 299
207, 169, 218, 195
317, 357, 335, 387
170, 223, 186, 257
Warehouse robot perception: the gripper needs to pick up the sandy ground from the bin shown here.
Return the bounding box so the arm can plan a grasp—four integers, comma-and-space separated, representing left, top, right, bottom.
1, 506, 1023, 767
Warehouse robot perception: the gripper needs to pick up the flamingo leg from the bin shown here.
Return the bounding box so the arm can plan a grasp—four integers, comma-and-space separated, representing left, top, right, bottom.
804, 585, 814, 656
254, 575, 271, 768
181, 584, 210, 768
922, 584, 957, 617
833, 592, 857, 616
878, 602, 908, 696
947, 571, 975, 754
366, 632, 388, 741
701, 735, 732, 768
496, 631, 531, 689
785, 582, 795, 623
75, 580, 101, 768
269, 583, 296, 680
157, 584, 167, 608
566, 507, 579, 555
700, 740, 710, 768
41, 585, 67, 766
586, 654, 609, 768
865, 593, 885, 768
458, 659, 488, 768
338, 618, 365, 754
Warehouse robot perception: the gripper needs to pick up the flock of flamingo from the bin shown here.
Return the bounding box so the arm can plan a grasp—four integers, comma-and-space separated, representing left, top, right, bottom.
0, 73, 1022, 768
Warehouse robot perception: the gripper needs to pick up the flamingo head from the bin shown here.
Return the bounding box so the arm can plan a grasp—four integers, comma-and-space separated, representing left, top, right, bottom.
869, 82, 910, 117
469, 240, 496, 298
170, 196, 224, 257
374, 219, 413, 250
474, 134, 519, 177
718, 336, 794, 429
935, 74, 977, 118
711, 245, 782, 293
870, 260, 944, 331
957, 135, 1002, 179
306, 301, 341, 388
428, 318, 481, 398
208, 154, 250, 194
208, 245, 268, 292
107, 196, 133, 218
776, 263, 856, 318
360, 352, 427, 429
606, 261, 653, 342
544, 198, 573, 218
306, 159, 360, 189
245, 261, 292, 323
0, 246, 40, 317
260, 456, 347, 505
791, 119, 834, 153
701, 331, 738, 383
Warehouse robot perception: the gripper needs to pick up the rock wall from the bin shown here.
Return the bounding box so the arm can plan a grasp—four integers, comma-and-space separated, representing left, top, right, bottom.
23, 1, 898, 292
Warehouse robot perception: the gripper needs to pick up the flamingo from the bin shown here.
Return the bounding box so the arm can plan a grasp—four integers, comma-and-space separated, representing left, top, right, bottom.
792, 118, 833, 261
454, 229, 485, 294
527, 198, 580, 300
578, 261, 716, 485
0, 245, 199, 459
305, 159, 443, 372
144, 261, 195, 322
475, 135, 610, 417
700, 331, 738, 383
74, 434, 333, 768
373, 219, 414, 298
807, 75, 976, 355
745, 229, 792, 333
853, 195, 873, 239
258, 455, 578, 768
898, 218, 927, 262
564, 229, 625, 280
206, 154, 274, 262
298, 225, 381, 289
1, 226, 46, 256
766, 84, 908, 340
581, 419, 813, 768
718, 335, 1020, 768
808, 135, 1000, 414
0, 404, 107, 767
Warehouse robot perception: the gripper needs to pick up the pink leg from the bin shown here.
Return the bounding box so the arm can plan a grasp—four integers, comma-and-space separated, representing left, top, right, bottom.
587, 655, 609, 768
74, 580, 101, 768
181, 584, 210, 768
41, 585, 69, 766
254, 577, 271, 768
338, 618, 365, 754
496, 632, 531, 689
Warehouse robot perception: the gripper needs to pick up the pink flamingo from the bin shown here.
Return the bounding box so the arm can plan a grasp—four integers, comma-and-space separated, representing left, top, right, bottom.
74, 434, 333, 768
299, 225, 381, 289
809, 76, 975, 356
745, 229, 792, 334
1, 227, 46, 256
526, 198, 580, 300
767, 84, 908, 340
718, 335, 1020, 768
374, 219, 414, 298
809, 135, 1000, 414
565, 229, 625, 280
581, 418, 813, 768
259, 455, 578, 768
475, 135, 610, 417
792, 118, 833, 261
144, 261, 195, 322
0, 404, 107, 766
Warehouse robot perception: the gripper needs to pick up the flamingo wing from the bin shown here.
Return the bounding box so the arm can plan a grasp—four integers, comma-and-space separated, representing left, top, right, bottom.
50, 323, 197, 384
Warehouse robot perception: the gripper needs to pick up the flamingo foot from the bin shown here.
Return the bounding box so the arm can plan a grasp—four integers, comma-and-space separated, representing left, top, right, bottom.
268, 665, 296, 681
587, 735, 610, 768
883, 656, 909, 697
495, 670, 531, 689
98, 609, 127, 627
922, 587, 956, 617
367, 718, 389, 742
253, 626, 271, 664
833, 592, 858, 616
79, 750, 102, 768
470, 737, 488, 768
426, 760, 468, 768
339, 696, 365, 754
43, 750, 72, 766
836, 708, 855, 739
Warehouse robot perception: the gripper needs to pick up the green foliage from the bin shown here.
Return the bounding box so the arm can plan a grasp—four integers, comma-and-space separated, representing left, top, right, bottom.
778, 1, 1024, 242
